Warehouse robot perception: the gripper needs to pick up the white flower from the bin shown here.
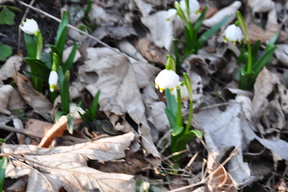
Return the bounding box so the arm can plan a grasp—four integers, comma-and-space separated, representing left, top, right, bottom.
20, 19, 39, 35
223, 24, 243, 43
166, 8, 177, 21
155, 69, 179, 92
48, 71, 58, 92
172, 83, 189, 101
179, 0, 200, 23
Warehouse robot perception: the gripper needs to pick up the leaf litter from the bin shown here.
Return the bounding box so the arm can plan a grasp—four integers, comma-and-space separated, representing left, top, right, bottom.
1, 0, 288, 191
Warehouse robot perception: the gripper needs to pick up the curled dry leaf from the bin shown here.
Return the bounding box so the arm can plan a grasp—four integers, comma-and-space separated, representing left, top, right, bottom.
12, 72, 52, 120
0, 85, 13, 115
208, 162, 237, 192
0, 55, 22, 81
135, 38, 167, 65
38, 116, 67, 148
2, 132, 135, 192
202, 1, 241, 28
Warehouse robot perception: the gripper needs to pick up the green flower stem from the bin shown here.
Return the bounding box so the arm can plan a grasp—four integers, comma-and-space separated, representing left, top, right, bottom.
36, 31, 43, 60
237, 11, 252, 74
185, 98, 193, 133
176, 88, 182, 128
246, 41, 252, 74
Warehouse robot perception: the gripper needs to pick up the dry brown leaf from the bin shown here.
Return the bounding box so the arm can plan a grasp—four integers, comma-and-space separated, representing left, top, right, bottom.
208, 162, 237, 192
135, 38, 167, 65
12, 72, 52, 120
24, 119, 53, 145
247, 23, 280, 44
0, 85, 13, 115
38, 116, 67, 148
2, 132, 135, 192
0, 55, 22, 81
275, 44, 288, 66
7, 88, 26, 111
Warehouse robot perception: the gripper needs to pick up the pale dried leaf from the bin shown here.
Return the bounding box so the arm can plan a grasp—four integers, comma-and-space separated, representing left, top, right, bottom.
131, 61, 160, 88
2, 132, 135, 192
78, 52, 159, 157
62, 45, 81, 64
275, 44, 288, 66
133, 0, 154, 17
117, 40, 147, 63
202, 1, 241, 27
252, 67, 280, 118
7, 88, 26, 111
12, 72, 52, 120
141, 10, 182, 52
0, 55, 22, 81
148, 102, 169, 132
194, 101, 253, 185
248, 0, 275, 13
0, 85, 13, 115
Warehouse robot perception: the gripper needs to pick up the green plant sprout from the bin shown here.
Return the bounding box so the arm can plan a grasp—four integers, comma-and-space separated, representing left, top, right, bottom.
0, 137, 8, 192
171, 0, 231, 74
224, 11, 278, 90
21, 10, 79, 115
78, 90, 101, 123
155, 55, 203, 163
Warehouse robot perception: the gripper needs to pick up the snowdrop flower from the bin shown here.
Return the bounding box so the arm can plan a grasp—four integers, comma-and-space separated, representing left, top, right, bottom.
166, 8, 177, 21
179, 0, 200, 23
172, 82, 189, 101
223, 24, 243, 43
20, 19, 39, 35
155, 69, 179, 92
48, 71, 58, 92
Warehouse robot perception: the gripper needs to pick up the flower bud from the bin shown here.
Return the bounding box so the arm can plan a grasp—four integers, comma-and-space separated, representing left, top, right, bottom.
20, 19, 39, 35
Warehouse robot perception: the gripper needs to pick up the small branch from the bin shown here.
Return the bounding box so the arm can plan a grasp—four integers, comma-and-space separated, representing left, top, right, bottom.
0, 124, 42, 138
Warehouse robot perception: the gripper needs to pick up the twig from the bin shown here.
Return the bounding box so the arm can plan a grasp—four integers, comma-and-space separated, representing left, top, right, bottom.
17, 0, 121, 55
0, 124, 42, 138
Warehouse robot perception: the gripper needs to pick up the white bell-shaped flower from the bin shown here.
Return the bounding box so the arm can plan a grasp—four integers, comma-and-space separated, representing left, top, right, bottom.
48, 71, 58, 92
223, 24, 243, 43
166, 8, 177, 21
179, 0, 200, 23
155, 69, 179, 92
20, 19, 39, 35
172, 83, 189, 101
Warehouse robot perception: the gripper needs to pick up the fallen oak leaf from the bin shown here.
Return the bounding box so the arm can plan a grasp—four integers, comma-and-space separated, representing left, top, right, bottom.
2, 132, 135, 192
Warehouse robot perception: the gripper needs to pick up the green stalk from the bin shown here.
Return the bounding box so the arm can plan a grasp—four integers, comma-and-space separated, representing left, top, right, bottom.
176, 88, 182, 128
246, 41, 252, 74
36, 31, 43, 60
185, 99, 193, 133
